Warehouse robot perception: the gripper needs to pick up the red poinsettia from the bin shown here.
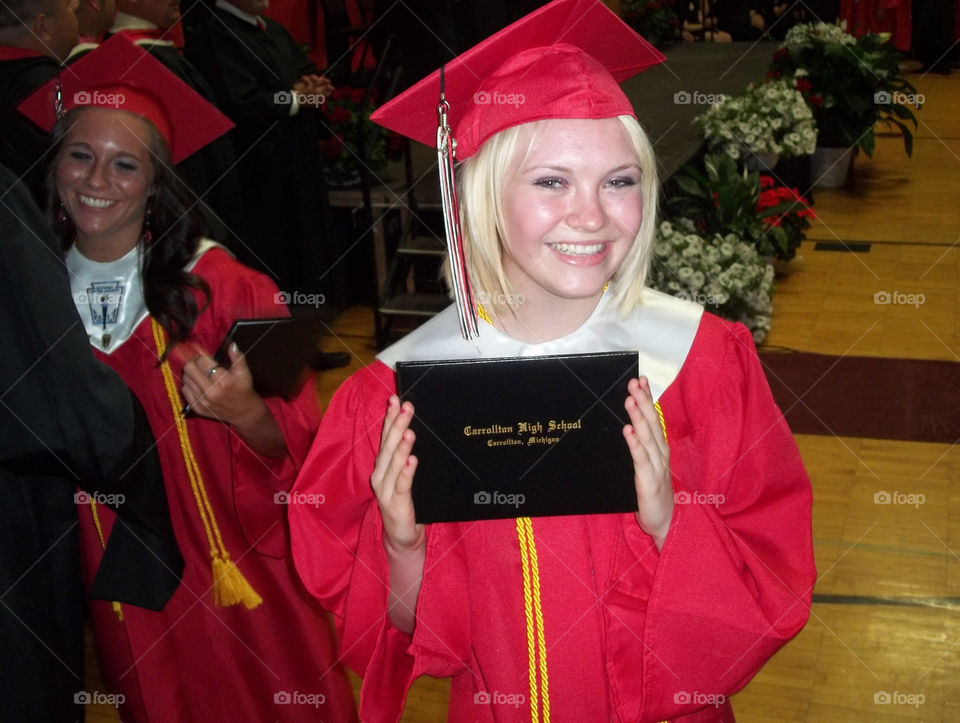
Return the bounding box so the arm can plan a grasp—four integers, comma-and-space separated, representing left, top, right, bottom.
757, 175, 815, 240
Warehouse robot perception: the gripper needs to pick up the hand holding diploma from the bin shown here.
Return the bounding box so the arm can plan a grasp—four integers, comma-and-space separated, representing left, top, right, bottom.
623, 376, 673, 550
177, 342, 286, 458
372, 395, 425, 634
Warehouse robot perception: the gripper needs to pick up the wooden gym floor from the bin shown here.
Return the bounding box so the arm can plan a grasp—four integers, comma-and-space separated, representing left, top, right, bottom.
86, 69, 960, 721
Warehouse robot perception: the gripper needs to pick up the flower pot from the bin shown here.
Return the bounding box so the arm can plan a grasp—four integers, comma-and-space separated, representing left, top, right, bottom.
810, 147, 853, 188
745, 151, 779, 172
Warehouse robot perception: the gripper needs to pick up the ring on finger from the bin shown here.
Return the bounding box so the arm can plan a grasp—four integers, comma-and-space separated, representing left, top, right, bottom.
206, 365, 219, 377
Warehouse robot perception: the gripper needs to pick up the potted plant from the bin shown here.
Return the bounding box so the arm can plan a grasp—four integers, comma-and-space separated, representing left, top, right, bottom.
694, 78, 818, 170
621, 0, 682, 49
664, 153, 815, 262
319, 85, 403, 186
648, 218, 775, 344
769, 21, 920, 186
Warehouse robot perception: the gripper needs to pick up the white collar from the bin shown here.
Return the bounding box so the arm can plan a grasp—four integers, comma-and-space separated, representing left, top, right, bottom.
376, 289, 704, 402
66, 243, 146, 354
111, 12, 159, 32
65, 238, 221, 354
215, 0, 261, 27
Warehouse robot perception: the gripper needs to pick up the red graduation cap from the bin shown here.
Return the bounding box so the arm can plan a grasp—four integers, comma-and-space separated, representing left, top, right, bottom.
369, 0, 665, 160
18, 34, 233, 164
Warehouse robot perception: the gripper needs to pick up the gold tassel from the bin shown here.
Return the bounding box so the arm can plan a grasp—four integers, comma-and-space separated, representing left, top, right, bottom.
111, 601, 124, 621
211, 554, 263, 609
151, 318, 263, 610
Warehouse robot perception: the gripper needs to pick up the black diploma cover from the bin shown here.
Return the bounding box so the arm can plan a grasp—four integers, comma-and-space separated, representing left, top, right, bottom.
215, 317, 324, 399
396, 351, 639, 523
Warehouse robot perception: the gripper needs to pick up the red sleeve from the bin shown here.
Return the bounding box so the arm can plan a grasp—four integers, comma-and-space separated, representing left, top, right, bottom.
607, 316, 815, 721
288, 363, 410, 719
195, 249, 321, 558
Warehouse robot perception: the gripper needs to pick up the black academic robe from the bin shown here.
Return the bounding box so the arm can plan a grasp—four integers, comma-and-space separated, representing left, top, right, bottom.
0, 51, 60, 203
0, 163, 182, 721
100, 33, 249, 250
185, 8, 337, 300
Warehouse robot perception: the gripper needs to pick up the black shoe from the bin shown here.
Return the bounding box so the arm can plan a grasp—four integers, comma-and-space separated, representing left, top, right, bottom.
309, 351, 351, 371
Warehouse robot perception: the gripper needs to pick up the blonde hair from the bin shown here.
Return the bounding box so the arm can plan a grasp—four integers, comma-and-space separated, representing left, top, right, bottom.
450, 115, 659, 320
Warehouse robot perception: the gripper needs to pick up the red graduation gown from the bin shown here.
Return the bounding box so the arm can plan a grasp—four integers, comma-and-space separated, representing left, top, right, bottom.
78, 248, 356, 722
290, 306, 814, 722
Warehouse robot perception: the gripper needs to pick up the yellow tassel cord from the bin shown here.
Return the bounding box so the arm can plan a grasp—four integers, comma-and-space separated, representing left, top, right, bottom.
516, 517, 551, 722
89, 500, 123, 621
150, 319, 262, 609
653, 401, 667, 443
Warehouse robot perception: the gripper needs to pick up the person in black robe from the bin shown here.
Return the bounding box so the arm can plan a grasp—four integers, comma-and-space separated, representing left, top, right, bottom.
0, 162, 183, 722
185, 0, 344, 310
103, 0, 250, 250
0, 0, 77, 202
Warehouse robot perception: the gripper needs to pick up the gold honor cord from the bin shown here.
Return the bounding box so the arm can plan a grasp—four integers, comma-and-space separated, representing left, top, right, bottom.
151, 318, 262, 609
89, 500, 124, 621
516, 516, 550, 722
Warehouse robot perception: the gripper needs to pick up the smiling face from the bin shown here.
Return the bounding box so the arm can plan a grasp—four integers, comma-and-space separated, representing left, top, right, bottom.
55, 107, 157, 261
499, 117, 644, 317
